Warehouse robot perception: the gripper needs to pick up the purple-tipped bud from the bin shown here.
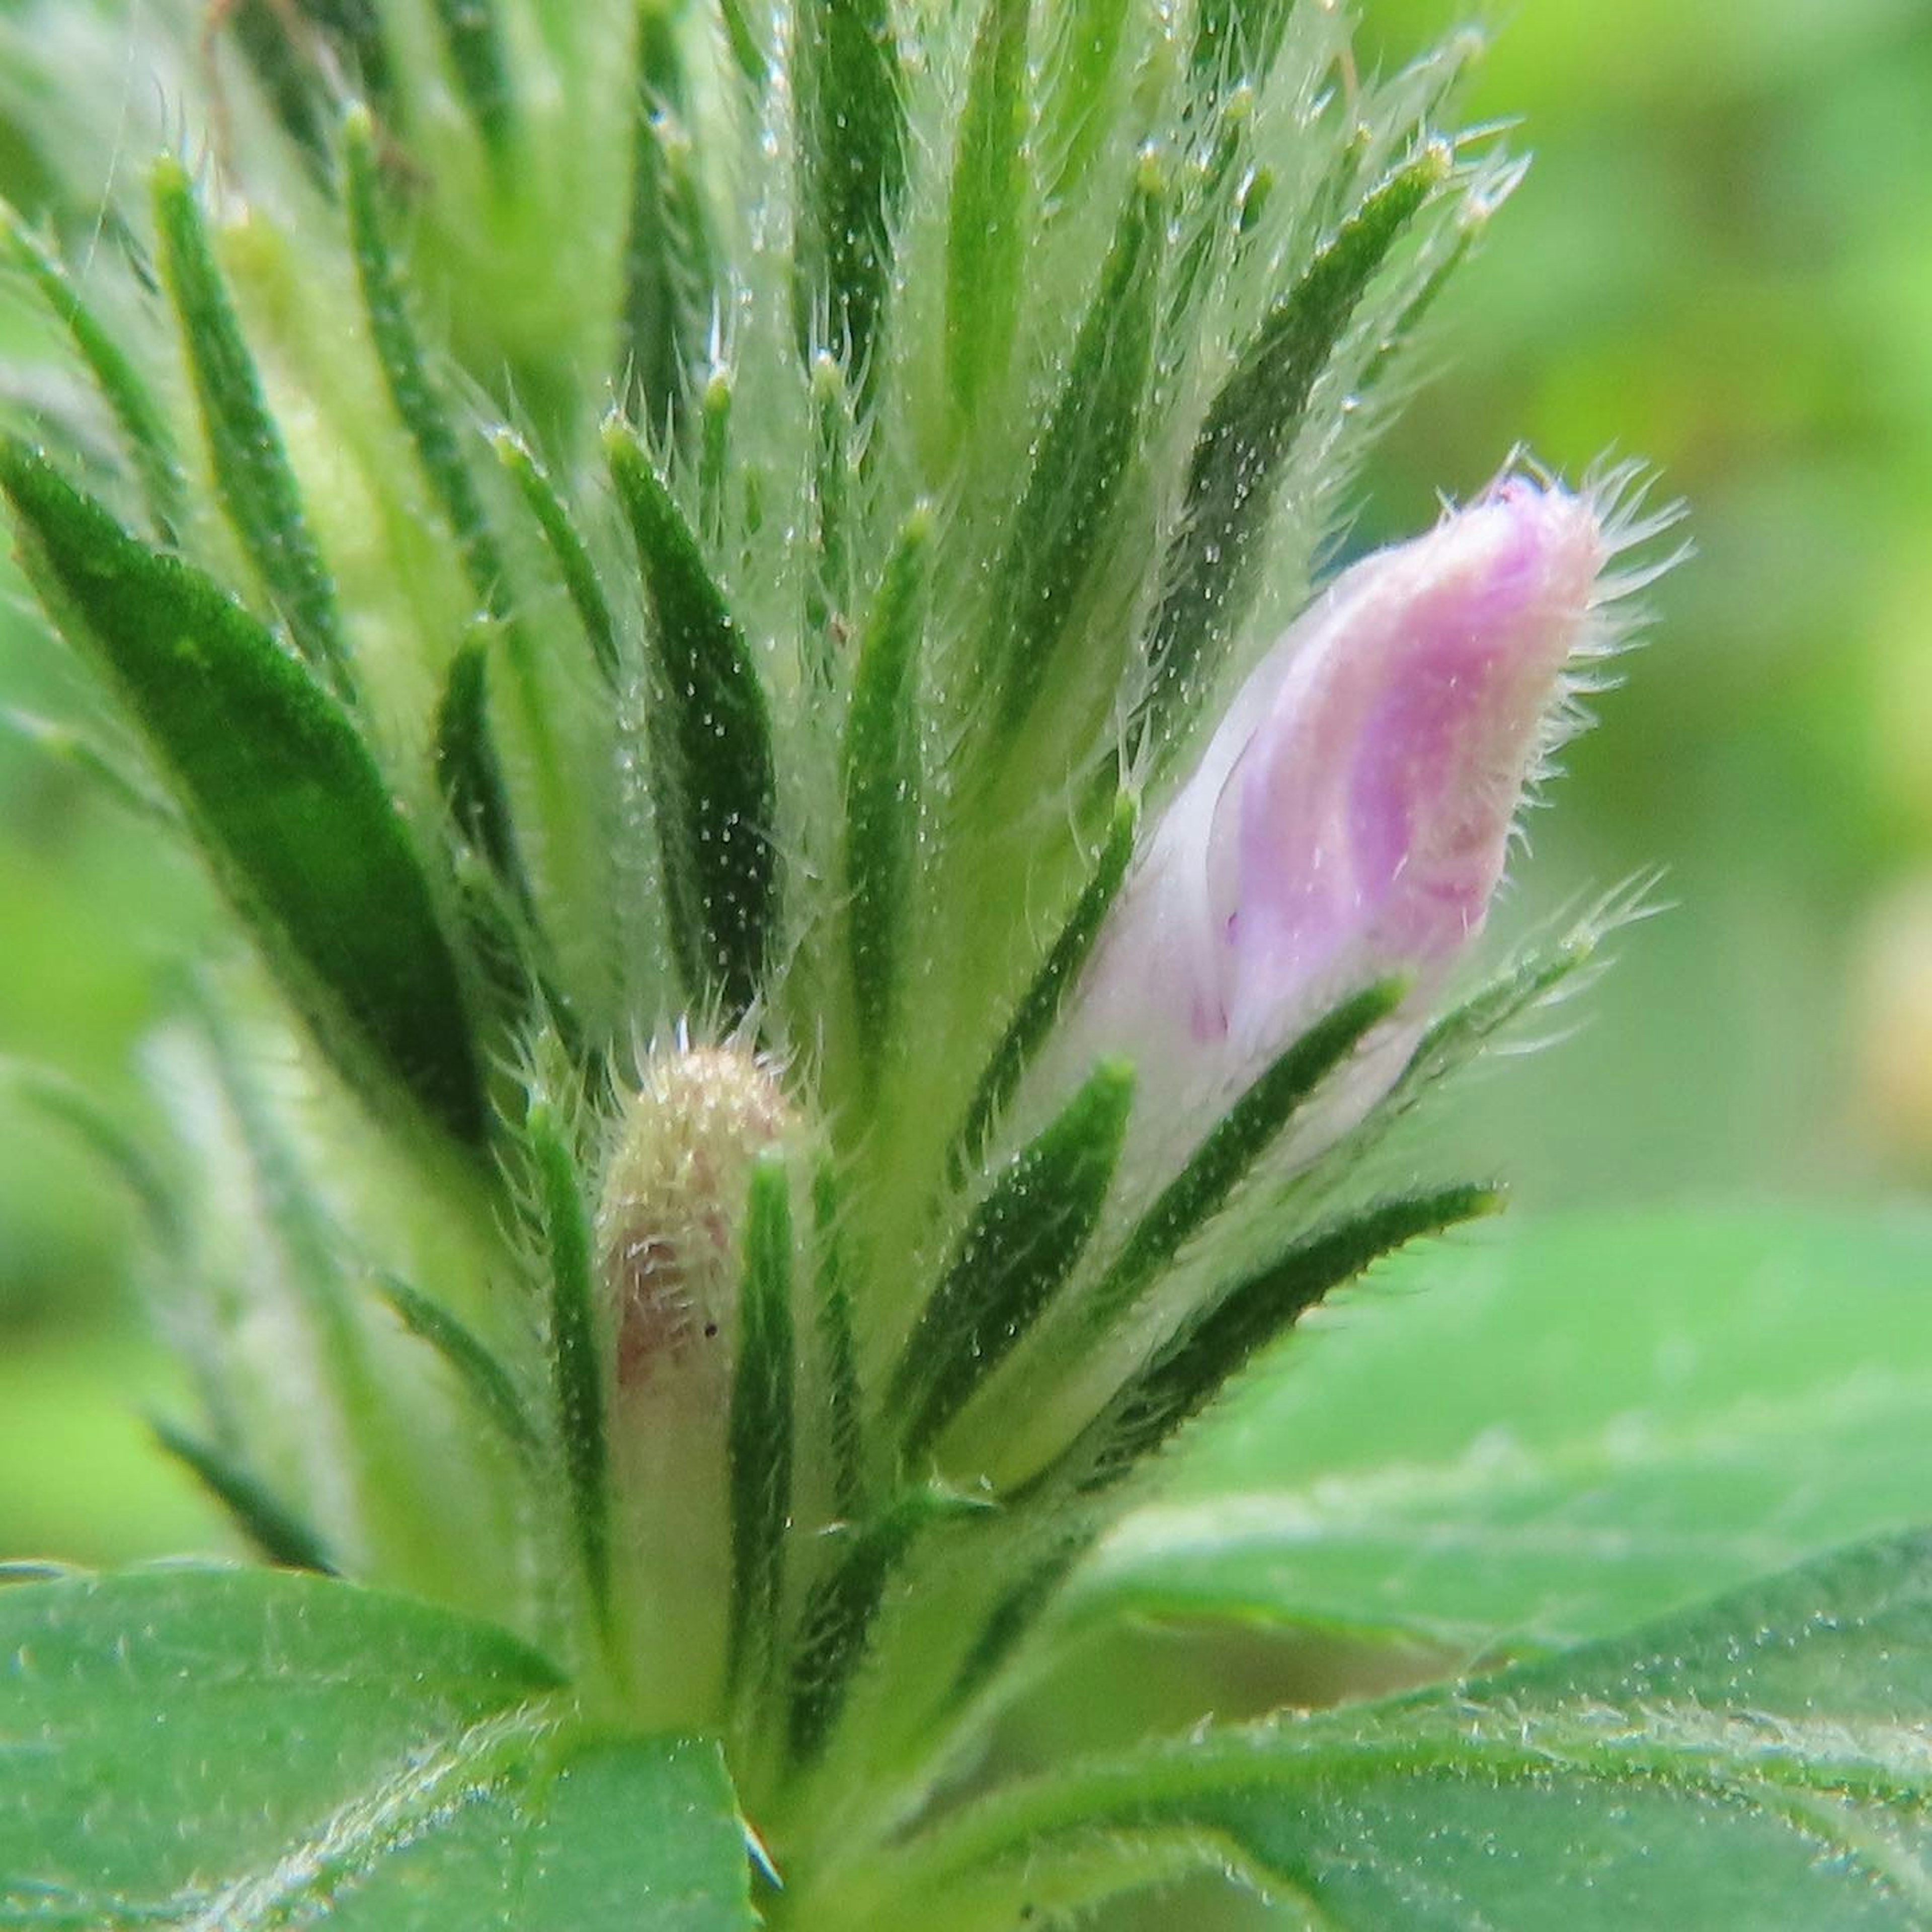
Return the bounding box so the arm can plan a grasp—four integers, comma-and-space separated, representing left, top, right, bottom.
1052, 475, 1612, 1155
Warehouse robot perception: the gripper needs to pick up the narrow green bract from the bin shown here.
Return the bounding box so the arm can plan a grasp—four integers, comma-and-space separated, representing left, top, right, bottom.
529, 1098, 614, 1637
842, 505, 932, 1082
608, 420, 778, 1022
151, 157, 354, 696
945, 0, 1031, 420
982, 156, 1166, 742
1135, 147, 1447, 761
727, 1151, 796, 1696
0, 441, 486, 1145
1, 216, 186, 541
791, 0, 908, 388
894, 1058, 1136, 1460
1081, 979, 1407, 1332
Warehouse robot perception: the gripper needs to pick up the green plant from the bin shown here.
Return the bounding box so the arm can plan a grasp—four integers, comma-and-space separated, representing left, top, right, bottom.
2, 3, 1928, 1927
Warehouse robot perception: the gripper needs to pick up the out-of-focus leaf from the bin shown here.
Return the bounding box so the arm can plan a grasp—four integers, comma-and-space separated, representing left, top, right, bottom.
0, 1567, 754, 1929
1078, 1208, 1932, 1651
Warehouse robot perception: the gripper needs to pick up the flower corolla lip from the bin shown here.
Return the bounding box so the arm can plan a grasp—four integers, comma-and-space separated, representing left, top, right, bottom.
1048, 470, 1626, 1156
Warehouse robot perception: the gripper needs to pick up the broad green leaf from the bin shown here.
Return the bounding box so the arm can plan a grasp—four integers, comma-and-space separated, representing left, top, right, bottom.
1080, 1208, 1932, 1652
0, 1568, 753, 1929
875, 1527, 1932, 1931
0, 442, 487, 1146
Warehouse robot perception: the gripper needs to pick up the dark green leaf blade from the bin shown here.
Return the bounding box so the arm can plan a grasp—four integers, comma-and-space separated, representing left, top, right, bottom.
0, 441, 487, 1145
883, 1528, 1932, 1931
151, 155, 354, 694
894, 1059, 1135, 1460
0, 1568, 754, 1930
607, 420, 778, 1021
433, 0, 515, 155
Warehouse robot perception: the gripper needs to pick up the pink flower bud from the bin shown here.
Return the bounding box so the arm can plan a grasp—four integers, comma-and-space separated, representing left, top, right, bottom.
1050, 472, 1631, 1159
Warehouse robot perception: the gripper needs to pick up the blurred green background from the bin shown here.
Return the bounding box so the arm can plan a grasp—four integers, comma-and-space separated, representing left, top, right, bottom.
4, 0, 1930, 1563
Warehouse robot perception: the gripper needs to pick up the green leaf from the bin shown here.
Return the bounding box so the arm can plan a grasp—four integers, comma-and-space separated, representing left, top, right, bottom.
1079, 977, 1406, 1335
1083, 1209, 1932, 1653
842, 503, 932, 1084
433, 0, 515, 156
343, 105, 509, 624
982, 153, 1166, 740
893, 1059, 1136, 1461
0, 442, 487, 1145
493, 426, 621, 685
148, 1416, 339, 1573
1134, 145, 1447, 763
0, 1568, 754, 1929
528, 1098, 613, 1638
876, 1528, 1932, 1931
151, 155, 354, 696
944, 0, 1030, 419
607, 420, 778, 1022
1, 212, 187, 541
950, 791, 1138, 1184
790, 0, 908, 390
727, 1150, 796, 1696
372, 1271, 541, 1460
787, 1483, 989, 1765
